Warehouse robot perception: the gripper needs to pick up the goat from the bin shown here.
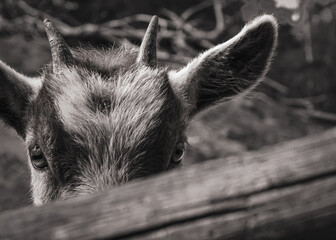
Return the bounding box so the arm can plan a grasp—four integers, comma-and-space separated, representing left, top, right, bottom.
0, 15, 278, 205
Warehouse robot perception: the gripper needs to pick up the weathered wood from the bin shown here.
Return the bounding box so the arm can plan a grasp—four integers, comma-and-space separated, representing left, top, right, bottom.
1, 128, 336, 240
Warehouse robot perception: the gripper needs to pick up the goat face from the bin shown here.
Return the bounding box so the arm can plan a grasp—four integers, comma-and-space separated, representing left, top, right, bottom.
0, 15, 278, 205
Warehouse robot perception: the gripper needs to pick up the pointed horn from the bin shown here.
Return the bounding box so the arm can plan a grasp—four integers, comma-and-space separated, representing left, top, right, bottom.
137, 16, 159, 67
43, 18, 73, 73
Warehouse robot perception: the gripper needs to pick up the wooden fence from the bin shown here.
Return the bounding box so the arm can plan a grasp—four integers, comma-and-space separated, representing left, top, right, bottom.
1, 128, 336, 240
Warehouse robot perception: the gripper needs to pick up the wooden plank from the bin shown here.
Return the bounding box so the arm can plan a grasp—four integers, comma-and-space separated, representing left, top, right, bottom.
1, 128, 336, 240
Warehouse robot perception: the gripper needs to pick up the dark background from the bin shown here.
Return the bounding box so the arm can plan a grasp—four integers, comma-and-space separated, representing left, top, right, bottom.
0, 0, 335, 211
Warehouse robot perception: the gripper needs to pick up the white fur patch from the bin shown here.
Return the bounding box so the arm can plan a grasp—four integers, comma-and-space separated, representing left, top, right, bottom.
55, 66, 168, 142
55, 69, 111, 133
27, 76, 44, 101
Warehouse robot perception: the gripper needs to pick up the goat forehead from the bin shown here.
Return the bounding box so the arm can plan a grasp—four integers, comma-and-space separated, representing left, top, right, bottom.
50, 66, 174, 133
31, 65, 183, 164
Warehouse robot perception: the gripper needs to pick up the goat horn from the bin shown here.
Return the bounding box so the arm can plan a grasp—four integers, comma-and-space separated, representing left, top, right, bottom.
137, 16, 159, 67
43, 18, 73, 73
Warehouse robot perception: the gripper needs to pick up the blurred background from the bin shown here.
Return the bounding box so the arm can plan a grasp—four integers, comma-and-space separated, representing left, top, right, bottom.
0, 0, 335, 211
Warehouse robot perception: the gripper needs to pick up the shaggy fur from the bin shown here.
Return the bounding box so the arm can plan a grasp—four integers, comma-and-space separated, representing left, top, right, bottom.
25, 47, 186, 203
0, 15, 278, 205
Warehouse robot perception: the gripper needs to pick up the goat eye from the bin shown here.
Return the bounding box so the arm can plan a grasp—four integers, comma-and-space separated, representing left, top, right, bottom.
172, 141, 185, 163
30, 145, 48, 170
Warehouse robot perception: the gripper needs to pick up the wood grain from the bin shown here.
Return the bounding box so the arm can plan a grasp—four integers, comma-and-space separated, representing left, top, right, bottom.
1, 128, 336, 240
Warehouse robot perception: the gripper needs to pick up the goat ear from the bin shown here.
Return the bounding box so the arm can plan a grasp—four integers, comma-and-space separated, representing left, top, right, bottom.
0, 60, 41, 138
169, 15, 278, 114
